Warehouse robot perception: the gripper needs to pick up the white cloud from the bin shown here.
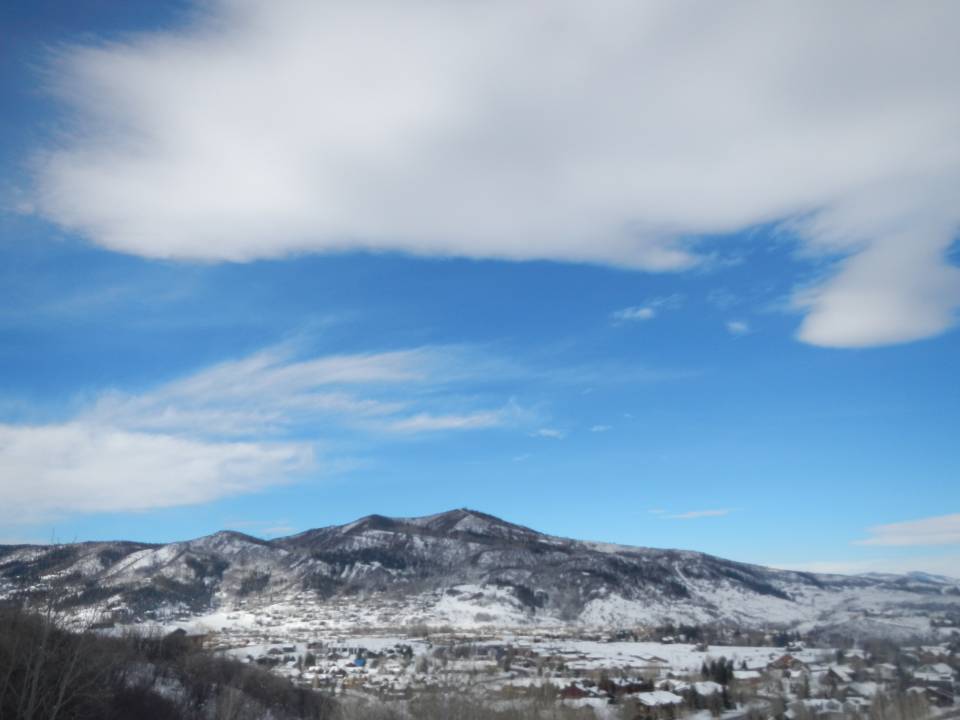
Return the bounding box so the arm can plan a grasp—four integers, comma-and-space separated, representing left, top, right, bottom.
89, 346, 430, 438
89, 343, 524, 439
774, 556, 960, 579
726, 320, 750, 335
612, 295, 684, 323
531, 428, 565, 439
793, 255, 960, 348
29, 1, 960, 347
0, 344, 518, 522
663, 509, 732, 520
386, 410, 505, 434
590, 424, 612, 433
612, 306, 656, 322
0, 422, 311, 523
855, 513, 960, 547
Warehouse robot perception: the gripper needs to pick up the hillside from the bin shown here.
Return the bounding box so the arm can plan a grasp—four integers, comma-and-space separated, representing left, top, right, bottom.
2, 509, 958, 637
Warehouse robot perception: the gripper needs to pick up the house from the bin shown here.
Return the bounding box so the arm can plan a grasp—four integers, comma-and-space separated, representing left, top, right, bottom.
908, 684, 954, 707
768, 654, 808, 678
873, 663, 899, 681
636, 690, 684, 706
560, 684, 594, 700
733, 669, 763, 686
918, 646, 951, 659
788, 698, 845, 720
844, 681, 880, 700
821, 664, 853, 695
693, 681, 723, 697
843, 697, 871, 714
914, 663, 955, 684
603, 677, 652, 696
657, 679, 685, 692
627, 691, 685, 720
825, 665, 853, 685
635, 655, 671, 675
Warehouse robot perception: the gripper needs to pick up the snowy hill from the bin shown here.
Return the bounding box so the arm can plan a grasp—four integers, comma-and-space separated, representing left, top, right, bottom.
1, 509, 958, 637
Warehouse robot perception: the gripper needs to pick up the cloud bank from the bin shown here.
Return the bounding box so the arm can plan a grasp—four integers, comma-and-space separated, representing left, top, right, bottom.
855, 513, 960, 547
30, 1, 960, 347
0, 423, 311, 523
776, 555, 960, 579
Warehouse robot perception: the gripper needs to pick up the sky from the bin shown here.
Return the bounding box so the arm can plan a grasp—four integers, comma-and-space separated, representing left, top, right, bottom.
1, 0, 958, 577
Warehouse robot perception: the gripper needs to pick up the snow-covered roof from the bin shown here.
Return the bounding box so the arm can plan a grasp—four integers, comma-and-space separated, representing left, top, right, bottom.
636, 691, 684, 706
848, 681, 879, 698
693, 681, 723, 696
827, 665, 853, 682
918, 663, 954, 675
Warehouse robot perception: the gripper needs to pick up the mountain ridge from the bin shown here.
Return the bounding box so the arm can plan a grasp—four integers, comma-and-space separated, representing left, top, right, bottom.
1, 508, 958, 638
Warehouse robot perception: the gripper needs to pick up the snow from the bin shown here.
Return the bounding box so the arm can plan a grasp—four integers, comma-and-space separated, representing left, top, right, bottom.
848, 681, 880, 698
5, 508, 960, 646
693, 681, 724, 696
636, 691, 684, 706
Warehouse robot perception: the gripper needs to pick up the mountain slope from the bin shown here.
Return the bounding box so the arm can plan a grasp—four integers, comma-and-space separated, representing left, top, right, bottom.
2, 509, 958, 636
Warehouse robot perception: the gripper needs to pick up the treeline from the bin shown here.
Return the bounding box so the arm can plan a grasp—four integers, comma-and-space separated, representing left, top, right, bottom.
700, 657, 736, 685
614, 623, 811, 648
0, 606, 337, 720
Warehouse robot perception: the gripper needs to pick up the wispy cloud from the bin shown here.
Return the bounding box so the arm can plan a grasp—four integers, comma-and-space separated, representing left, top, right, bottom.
590, 424, 612, 433
774, 556, 960, 579
0, 343, 523, 523
855, 513, 960, 547
531, 428, 566, 440
662, 509, 732, 520
387, 410, 506, 434
611, 295, 684, 324
90, 345, 431, 438
726, 320, 751, 335
87, 343, 524, 439
612, 306, 655, 322
707, 289, 740, 311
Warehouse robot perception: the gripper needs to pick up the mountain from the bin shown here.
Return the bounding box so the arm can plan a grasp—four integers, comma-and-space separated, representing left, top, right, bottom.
2, 509, 958, 637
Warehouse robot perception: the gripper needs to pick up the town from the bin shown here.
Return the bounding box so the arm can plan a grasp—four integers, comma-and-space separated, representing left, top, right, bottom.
162, 610, 959, 719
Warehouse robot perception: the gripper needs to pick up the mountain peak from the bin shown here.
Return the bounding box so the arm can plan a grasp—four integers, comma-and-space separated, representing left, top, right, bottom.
187, 529, 273, 553
401, 508, 546, 543
338, 514, 399, 534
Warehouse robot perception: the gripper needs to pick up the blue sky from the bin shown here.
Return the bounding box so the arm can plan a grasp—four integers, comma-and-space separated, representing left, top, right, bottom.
1, 1, 959, 576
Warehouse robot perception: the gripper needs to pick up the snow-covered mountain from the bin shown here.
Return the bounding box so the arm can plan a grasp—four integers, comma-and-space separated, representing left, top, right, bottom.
2, 509, 958, 636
